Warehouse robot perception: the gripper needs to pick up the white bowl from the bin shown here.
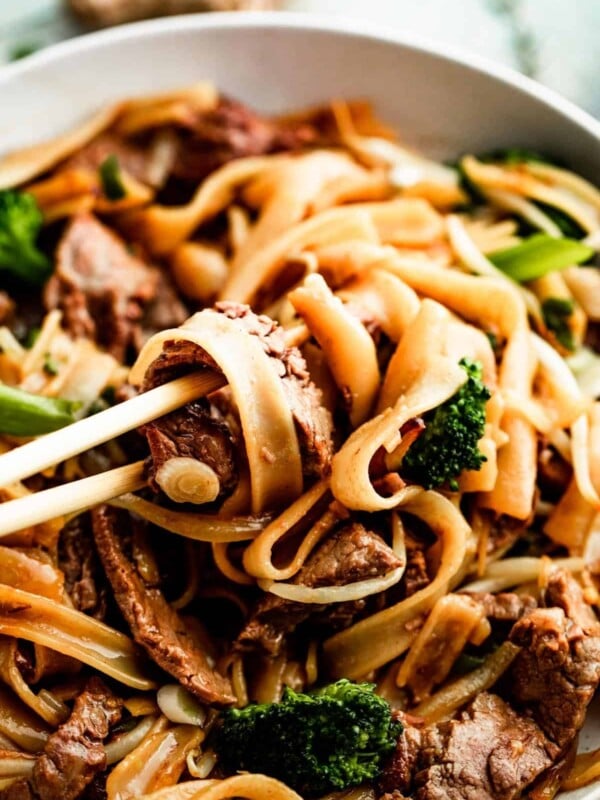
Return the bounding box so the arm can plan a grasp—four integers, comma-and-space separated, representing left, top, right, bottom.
0, 12, 598, 173
0, 12, 598, 798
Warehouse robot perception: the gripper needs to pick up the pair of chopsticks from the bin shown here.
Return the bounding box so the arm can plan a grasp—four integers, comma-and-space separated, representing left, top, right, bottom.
0, 371, 225, 537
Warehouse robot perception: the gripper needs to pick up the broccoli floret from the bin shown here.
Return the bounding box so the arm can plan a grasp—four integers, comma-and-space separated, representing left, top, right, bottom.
402, 358, 491, 491
0, 190, 51, 285
212, 680, 402, 797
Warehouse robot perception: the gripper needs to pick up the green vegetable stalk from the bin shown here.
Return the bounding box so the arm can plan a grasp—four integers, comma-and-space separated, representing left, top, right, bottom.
0, 385, 80, 436
0, 190, 51, 286
402, 358, 491, 491
489, 234, 593, 283
99, 155, 127, 201
213, 680, 401, 796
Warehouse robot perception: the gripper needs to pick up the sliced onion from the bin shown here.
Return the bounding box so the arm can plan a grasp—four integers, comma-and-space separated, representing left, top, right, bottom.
0, 751, 35, 778
157, 685, 207, 727
258, 566, 405, 604
110, 494, 269, 543
105, 715, 157, 766
187, 749, 217, 780
461, 556, 584, 593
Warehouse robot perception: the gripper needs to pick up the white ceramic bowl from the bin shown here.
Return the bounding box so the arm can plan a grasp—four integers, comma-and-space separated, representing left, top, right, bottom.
0, 12, 598, 798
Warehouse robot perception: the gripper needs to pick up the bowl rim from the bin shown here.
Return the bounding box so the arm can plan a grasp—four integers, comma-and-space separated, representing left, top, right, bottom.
1, 10, 599, 141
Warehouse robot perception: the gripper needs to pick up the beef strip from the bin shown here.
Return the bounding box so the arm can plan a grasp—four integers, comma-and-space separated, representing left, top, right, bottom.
379, 722, 422, 798
92, 505, 234, 704
59, 133, 158, 186
142, 400, 238, 498
58, 515, 106, 619
380, 569, 600, 800
486, 514, 529, 558
141, 271, 188, 338
462, 592, 537, 622
44, 213, 158, 360
172, 97, 317, 182
508, 569, 600, 748
142, 302, 333, 491
544, 567, 600, 633
237, 520, 402, 655
537, 444, 572, 498
402, 541, 430, 599
1, 678, 121, 800
380, 693, 555, 800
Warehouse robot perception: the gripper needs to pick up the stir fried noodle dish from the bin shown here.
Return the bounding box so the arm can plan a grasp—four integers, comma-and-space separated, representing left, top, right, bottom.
0, 83, 598, 800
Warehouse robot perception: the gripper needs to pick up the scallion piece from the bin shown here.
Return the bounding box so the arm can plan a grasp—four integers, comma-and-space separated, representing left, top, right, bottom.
489, 234, 593, 283
99, 155, 126, 201
0, 385, 80, 436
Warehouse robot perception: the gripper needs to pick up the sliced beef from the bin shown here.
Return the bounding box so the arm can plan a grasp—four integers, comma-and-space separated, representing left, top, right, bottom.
486, 514, 528, 558
92, 505, 234, 704
172, 97, 317, 182
402, 541, 430, 599
544, 567, 600, 633
0, 781, 34, 800
1, 678, 121, 800
537, 444, 572, 498
141, 271, 188, 338
143, 302, 333, 482
379, 723, 422, 797
44, 213, 158, 360
237, 520, 402, 655
59, 133, 157, 186
142, 400, 238, 499
380, 694, 554, 800
58, 515, 106, 619
508, 569, 600, 748
379, 570, 600, 800
463, 592, 536, 622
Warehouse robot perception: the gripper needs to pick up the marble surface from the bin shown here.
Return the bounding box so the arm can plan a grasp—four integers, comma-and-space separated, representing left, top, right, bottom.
0, 0, 598, 118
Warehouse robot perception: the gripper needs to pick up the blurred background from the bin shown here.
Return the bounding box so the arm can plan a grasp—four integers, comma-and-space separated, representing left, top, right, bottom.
0, 0, 598, 118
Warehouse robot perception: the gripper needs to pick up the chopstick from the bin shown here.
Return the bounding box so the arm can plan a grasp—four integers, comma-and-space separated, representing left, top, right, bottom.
0, 371, 225, 489
0, 461, 146, 538
0, 370, 227, 538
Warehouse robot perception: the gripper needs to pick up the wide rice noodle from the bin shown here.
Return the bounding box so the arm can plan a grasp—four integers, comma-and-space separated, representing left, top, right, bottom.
242, 480, 331, 581
219, 199, 441, 305
107, 720, 203, 800
330, 317, 467, 512
139, 774, 303, 800
130, 309, 304, 513
289, 274, 380, 426
323, 491, 471, 677
0, 585, 154, 690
